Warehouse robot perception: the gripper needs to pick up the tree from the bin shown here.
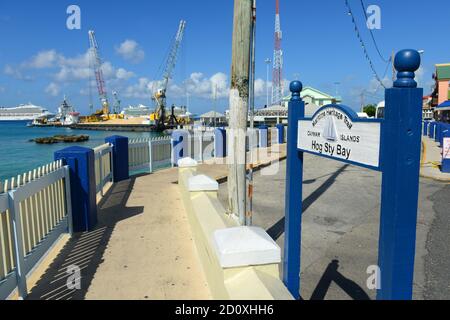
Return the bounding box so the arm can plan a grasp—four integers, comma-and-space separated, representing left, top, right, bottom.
363, 104, 377, 118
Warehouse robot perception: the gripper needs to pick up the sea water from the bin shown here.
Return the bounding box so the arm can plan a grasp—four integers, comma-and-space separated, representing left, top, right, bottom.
0, 121, 163, 181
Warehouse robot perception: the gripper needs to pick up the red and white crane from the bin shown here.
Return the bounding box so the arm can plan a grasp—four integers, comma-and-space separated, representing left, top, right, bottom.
88, 30, 109, 115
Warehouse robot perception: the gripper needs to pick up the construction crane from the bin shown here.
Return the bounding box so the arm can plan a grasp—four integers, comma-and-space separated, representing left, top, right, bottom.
88, 30, 110, 117
152, 20, 186, 130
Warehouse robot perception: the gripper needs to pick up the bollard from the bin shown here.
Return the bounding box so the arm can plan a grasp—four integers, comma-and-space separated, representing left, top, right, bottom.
105, 135, 129, 182
172, 130, 189, 166
276, 124, 285, 144
378, 49, 423, 300
442, 128, 450, 173
214, 128, 227, 158
55, 147, 97, 232
259, 126, 268, 148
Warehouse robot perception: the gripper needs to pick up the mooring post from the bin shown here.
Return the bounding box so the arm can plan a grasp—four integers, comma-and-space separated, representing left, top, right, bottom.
378, 49, 423, 300
105, 135, 129, 182
283, 81, 304, 299
55, 147, 97, 232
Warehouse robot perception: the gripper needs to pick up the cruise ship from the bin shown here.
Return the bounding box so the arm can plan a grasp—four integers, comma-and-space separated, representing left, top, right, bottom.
0, 104, 54, 121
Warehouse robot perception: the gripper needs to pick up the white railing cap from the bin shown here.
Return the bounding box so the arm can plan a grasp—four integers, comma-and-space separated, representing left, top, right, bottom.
177, 157, 198, 168
188, 174, 218, 192
213, 226, 281, 268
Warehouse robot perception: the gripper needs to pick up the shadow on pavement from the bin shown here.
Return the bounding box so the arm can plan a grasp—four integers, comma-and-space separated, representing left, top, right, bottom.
27, 177, 144, 300
266, 164, 350, 241
309, 260, 371, 300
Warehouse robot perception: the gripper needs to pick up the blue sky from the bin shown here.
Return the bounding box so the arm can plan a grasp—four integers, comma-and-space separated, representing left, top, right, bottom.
0, 0, 449, 115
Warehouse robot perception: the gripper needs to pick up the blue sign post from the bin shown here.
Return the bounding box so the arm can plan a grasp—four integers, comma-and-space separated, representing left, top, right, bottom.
284, 50, 423, 300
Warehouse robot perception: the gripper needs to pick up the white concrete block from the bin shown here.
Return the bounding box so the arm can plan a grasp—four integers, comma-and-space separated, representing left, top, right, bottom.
188, 175, 219, 192
213, 226, 281, 268
177, 157, 198, 168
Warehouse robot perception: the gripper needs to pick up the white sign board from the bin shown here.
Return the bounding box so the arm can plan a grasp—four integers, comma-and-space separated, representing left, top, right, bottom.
297, 106, 381, 169
444, 138, 450, 160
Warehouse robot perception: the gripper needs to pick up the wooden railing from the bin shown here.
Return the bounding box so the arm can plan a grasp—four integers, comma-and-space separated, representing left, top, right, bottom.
0, 160, 72, 299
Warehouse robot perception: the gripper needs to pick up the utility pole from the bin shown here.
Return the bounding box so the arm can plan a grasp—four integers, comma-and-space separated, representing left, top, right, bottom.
228, 0, 252, 225
213, 84, 217, 128
246, 0, 256, 226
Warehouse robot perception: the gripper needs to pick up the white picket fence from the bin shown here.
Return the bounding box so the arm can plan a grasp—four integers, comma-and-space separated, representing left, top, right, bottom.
128, 136, 172, 174
0, 160, 72, 299
93, 143, 113, 198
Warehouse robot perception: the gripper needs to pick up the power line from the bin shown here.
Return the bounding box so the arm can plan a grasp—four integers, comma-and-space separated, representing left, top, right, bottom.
344, 0, 389, 89
359, 0, 390, 63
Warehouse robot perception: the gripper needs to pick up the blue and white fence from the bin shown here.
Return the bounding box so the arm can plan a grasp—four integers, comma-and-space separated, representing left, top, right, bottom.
0, 160, 72, 299
0, 127, 288, 299
423, 120, 450, 173
128, 137, 172, 174
93, 143, 113, 198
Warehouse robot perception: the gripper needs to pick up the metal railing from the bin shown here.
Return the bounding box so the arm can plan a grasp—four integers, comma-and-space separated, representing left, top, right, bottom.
128, 137, 172, 174
0, 160, 72, 299
93, 143, 113, 198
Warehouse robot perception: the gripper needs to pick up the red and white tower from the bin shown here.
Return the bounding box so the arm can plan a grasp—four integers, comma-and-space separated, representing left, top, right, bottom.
271, 0, 284, 106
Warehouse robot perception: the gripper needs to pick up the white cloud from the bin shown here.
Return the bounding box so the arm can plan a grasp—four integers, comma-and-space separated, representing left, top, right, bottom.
116, 68, 135, 80
5, 49, 135, 87
3, 65, 33, 81
115, 40, 145, 63
45, 82, 60, 97
122, 77, 157, 99
25, 50, 61, 69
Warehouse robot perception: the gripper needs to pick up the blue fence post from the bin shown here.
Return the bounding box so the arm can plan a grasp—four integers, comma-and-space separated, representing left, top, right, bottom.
377, 49, 423, 300
434, 122, 441, 144
276, 124, 285, 144
429, 122, 436, 139
283, 81, 304, 299
105, 135, 129, 182
214, 128, 227, 158
55, 146, 97, 232
172, 130, 189, 165
423, 121, 429, 136
442, 128, 450, 173
259, 126, 268, 148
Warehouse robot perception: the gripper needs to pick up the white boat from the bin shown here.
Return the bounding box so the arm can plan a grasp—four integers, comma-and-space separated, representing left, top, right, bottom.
56, 98, 80, 126
0, 103, 53, 121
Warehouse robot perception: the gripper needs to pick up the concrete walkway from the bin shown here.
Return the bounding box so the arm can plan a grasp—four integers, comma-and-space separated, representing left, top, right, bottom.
25, 144, 286, 300
421, 137, 450, 182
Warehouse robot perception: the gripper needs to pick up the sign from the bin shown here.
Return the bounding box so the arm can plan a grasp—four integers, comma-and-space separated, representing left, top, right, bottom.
297, 105, 381, 169
444, 138, 450, 160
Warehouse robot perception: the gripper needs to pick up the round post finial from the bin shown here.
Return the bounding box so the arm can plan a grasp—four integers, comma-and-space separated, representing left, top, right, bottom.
290, 81, 303, 100
394, 49, 421, 88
